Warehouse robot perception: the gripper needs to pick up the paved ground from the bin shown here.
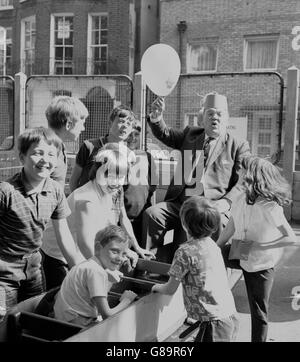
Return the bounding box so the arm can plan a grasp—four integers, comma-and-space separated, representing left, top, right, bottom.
165, 223, 300, 342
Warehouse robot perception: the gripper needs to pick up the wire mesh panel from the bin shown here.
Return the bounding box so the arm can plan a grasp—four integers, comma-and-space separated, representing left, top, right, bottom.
146, 72, 284, 162
25, 75, 133, 154
0, 76, 20, 181
0, 76, 14, 151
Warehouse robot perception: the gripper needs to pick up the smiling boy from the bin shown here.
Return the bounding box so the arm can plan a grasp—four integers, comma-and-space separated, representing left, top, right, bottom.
54, 225, 137, 327
0, 127, 82, 315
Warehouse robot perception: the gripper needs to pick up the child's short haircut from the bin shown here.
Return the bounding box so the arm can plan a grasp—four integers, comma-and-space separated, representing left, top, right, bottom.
94, 224, 129, 252
108, 105, 136, 124
46, 96, 89, 130
17, 126, 62, 156
88, 146, 130, 181
180, 196, 220, 238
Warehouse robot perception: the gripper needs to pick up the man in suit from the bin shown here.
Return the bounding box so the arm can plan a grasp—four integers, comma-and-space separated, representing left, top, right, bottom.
142, 92, 251, 262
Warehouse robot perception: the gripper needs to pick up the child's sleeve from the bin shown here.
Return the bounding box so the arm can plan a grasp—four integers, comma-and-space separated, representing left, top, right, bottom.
87, 268, 109, 298
264, 202, 285, 228
51, 186, 71, 220
0, 183, 9, 217
168, 247, 188, 281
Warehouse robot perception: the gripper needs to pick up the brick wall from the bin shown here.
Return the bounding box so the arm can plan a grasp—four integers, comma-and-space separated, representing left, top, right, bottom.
160, 0, 300, 78
0, 0, 134, 76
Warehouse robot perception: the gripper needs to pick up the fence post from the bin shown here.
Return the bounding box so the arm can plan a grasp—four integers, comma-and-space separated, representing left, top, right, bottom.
283, 66, 299, 221
14, 72, 27, 144
133, 71, 147, 150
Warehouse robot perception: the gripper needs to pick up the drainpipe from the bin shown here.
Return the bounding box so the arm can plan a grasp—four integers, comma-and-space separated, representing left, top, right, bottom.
176, 21, 187, 129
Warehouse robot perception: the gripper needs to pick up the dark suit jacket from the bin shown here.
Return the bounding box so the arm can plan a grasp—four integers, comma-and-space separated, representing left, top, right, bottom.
147, 116, 251, 205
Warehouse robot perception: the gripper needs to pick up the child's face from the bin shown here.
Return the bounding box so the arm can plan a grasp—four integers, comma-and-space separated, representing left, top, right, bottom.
20, 140, 58, 183
66, 115, 86, 141
109, 110, 134, 141
127, 130, 141, 150
98, 239, 128, 271
95, 167, 126, 194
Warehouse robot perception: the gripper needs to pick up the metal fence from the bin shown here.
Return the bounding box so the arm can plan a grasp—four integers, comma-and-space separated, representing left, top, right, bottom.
0, 76, 20, 181
0, 76, 14, 151
25, 75, 133, 154
146, 72, 284, 162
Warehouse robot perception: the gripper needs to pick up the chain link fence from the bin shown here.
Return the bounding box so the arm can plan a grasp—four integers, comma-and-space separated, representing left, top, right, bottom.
0, 76, 20, 181
25, 75, 133, 154
146, 72, 284, 163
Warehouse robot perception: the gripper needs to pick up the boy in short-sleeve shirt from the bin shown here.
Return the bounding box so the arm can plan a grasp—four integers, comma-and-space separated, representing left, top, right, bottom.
0, 127, 82, 318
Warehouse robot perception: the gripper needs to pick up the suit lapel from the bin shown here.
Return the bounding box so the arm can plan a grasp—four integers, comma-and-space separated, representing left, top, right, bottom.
205, 133, 227, 169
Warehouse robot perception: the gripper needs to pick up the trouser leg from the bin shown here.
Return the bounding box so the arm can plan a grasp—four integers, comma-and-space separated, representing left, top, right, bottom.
242, 268, 275, 342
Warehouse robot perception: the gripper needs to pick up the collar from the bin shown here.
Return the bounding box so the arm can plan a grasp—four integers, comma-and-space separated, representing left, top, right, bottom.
20, 169, 53, 195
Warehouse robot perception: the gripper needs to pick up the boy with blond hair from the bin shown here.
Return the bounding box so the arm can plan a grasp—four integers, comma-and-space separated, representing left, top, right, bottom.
42, 96, 88, 289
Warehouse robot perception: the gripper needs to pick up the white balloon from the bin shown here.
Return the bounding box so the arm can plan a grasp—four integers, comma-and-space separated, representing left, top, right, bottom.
141, 44, 181, 97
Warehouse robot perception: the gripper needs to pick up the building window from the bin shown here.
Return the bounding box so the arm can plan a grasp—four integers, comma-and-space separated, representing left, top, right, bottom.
50, 14, 74, 75
0, 27, 12, 75
87, 13, 108, 75
259, 116, 272, 130
0, 0, 13, 9
186, 39, 218, 73
184, 113, 198, 127
52, 89, 72, 97
21, 16, 36, 76
244, 35, 279, 71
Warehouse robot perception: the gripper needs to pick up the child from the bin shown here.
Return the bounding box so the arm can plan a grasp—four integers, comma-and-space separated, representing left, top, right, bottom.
69, 104, 135, 192
41, 96, 89, 290
46, 95, 88, 187
217, 156, 298, 342
0, 127, 82, 316
66, 144, 155, 263
152, 196, 239, 342
54, 225, 137, 327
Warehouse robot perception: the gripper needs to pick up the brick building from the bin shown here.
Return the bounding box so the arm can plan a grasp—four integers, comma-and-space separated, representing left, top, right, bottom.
0, 0, 159, 78
156, 0, 300, 159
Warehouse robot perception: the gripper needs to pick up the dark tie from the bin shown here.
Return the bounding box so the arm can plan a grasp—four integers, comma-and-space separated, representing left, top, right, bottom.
203, 137, 213, 167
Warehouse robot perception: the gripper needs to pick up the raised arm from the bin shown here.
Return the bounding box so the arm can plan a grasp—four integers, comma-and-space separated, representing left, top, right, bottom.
147, 97, 186, 150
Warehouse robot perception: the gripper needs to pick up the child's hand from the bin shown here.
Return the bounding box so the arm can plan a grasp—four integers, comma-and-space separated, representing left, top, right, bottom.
151, 284, 161, 293
120, 290, 137, 302
126, 249, 139, 268
106, 269, 123, 283
136, 247, 156, 260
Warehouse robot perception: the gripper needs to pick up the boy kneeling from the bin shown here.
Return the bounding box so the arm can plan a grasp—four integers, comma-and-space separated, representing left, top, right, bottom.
54, 225, 137, 326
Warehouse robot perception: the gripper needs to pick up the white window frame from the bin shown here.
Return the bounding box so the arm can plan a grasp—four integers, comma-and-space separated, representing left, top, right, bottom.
243, 35, 279, 71
50, 13, 74, 75
186, 38, 219, 73
4, 26, 11, 75
20, 15, 36, 75
0, 0, 13, 10
184, 113, 199, 127
87, 12, 108, 75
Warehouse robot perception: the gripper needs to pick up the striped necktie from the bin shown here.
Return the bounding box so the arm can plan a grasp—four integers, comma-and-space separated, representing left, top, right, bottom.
203, 137, 213, 167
